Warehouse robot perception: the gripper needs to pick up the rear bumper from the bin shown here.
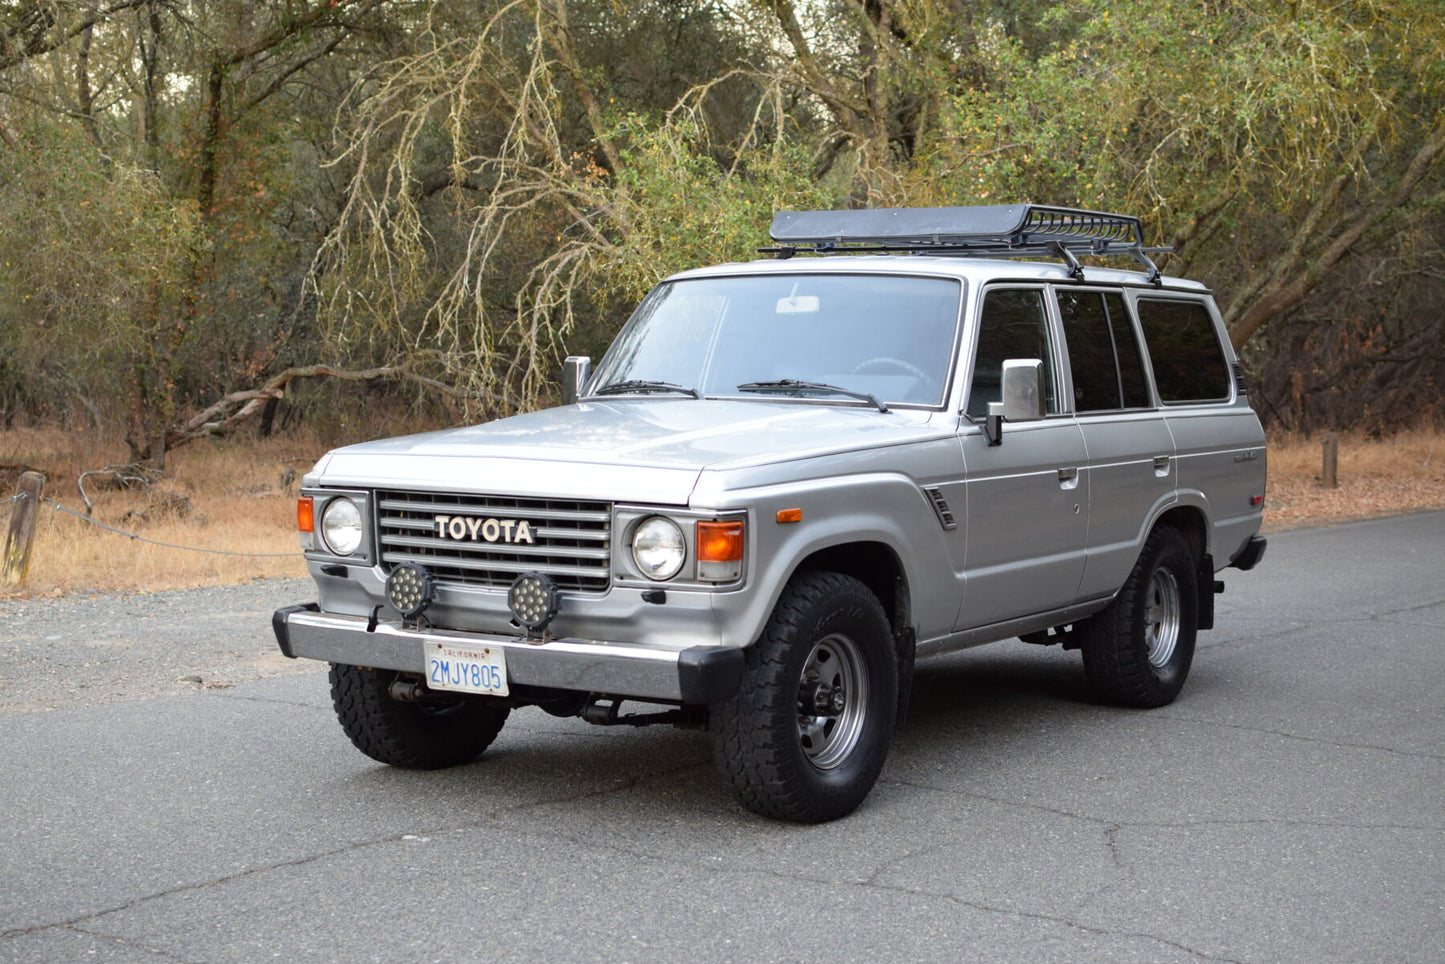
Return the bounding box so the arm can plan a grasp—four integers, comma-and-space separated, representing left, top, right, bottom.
1230, 535, 1267, 571
272, 603, 743, 704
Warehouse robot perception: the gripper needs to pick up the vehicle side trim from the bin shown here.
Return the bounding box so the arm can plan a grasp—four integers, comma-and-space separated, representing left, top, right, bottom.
918, 596, 1115, 657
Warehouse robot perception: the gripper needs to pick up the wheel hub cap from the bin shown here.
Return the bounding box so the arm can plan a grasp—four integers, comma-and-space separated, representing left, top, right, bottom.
796, 633, 869, 770
1145, 569, 1182, 668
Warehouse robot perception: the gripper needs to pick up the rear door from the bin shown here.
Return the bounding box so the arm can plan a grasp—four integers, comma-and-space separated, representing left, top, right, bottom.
1054, 286, 1177, 598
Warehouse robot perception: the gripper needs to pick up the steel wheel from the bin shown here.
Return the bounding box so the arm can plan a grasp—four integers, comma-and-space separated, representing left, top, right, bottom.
797, 632, 870, 769
1144, 568, 1182, 669
709, 571, 898, 822
1081, 524, 1199, 708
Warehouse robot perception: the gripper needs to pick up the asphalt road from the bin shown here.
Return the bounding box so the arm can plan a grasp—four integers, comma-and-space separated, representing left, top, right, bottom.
1, 512, 1441, 963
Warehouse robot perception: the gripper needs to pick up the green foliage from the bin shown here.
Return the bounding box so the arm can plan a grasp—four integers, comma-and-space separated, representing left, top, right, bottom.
0, 123, 200, 425
313, 2, 837, 415
605, 113, 842, 298
1, 0, 1441, 435
0, 0, 399, 451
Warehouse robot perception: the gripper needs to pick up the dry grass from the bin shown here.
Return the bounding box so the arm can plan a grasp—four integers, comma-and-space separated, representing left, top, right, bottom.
0, 427, 316, 597
1263, 427, 1445, 531
2, 424, 1443, 597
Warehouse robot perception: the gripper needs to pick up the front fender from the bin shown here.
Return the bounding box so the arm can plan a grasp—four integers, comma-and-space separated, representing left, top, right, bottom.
704, 472, 955, 650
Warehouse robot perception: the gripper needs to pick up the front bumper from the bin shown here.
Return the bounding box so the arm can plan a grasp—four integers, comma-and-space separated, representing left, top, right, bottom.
272, 603, 743, 704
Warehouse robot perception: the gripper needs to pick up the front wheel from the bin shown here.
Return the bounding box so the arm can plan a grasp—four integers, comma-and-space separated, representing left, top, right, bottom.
709, 571, 898, 823
1081, 525, 1198, 707
329, 663, 510, 769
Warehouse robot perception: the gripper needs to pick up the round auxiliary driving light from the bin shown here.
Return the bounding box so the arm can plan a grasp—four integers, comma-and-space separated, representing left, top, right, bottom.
386, 562, 434, 619
508, 571, 559, 636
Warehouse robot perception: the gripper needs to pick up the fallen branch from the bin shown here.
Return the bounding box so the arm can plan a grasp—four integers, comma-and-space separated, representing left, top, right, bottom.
158, 361, 486, 456
78, 463, 163, 515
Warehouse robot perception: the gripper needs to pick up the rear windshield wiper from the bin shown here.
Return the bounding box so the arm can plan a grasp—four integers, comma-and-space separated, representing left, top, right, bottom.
592, 379, 700, 399
737, 379, 889, 413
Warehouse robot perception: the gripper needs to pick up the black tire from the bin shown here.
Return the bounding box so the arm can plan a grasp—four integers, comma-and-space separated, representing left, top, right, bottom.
1082, 525, 1198, 708
709, 571, 898, 823
328, 663, 510, 769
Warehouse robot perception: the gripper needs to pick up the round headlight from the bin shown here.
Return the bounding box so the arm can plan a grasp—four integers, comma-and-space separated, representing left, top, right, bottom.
632, 516, 685, 580
320, 497, 364, 556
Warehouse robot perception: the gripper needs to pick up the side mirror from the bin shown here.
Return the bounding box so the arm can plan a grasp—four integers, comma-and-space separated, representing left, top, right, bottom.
982, 358, 1045, 446
562, 355, 591, 405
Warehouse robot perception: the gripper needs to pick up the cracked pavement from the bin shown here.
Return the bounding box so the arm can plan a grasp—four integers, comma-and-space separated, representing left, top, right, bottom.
1, 512, 1441, 962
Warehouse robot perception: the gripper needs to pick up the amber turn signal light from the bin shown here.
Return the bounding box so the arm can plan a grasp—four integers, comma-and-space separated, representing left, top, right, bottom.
696, 520, 744, 562
297, 496, 315, 533
696, 520, 744, 583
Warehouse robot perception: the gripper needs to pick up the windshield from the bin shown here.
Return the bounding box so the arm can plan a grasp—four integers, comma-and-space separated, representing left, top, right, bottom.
589, 273, 963, 407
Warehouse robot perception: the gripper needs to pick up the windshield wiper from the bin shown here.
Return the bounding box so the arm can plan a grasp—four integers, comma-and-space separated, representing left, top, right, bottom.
592, 379, 700, 399
737, 379, 889, 413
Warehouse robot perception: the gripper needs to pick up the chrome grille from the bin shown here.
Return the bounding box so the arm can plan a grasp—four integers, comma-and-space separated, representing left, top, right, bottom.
376, 491, 612, 592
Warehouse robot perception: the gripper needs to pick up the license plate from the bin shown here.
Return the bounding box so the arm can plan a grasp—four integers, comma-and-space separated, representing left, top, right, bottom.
423, 641, 509, 697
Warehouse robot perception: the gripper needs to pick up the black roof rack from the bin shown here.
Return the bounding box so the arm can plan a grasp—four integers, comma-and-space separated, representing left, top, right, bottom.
763, 204, 1170, 284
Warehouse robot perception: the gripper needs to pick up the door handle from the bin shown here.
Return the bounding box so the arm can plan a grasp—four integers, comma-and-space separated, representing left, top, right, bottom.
1154, 455, 1171, 476
1057, 467, 1079, 489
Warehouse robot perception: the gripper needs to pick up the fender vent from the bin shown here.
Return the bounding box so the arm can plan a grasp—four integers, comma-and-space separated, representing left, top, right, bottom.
923, 487, 957, 530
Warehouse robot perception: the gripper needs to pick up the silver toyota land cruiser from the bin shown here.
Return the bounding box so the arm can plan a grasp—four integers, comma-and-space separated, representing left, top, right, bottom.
274, 205, 1268, 822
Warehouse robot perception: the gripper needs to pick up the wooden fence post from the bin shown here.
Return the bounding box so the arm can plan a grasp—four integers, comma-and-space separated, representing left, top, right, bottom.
2, 471, 45, 586
1321, 434, 1340, 490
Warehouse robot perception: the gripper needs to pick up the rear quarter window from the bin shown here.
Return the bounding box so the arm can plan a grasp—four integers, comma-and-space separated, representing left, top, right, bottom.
1136, 299, 1231, 403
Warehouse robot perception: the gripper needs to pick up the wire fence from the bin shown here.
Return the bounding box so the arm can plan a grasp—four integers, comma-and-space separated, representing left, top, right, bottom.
41, 497, 299, 558
0, 493, 24, 507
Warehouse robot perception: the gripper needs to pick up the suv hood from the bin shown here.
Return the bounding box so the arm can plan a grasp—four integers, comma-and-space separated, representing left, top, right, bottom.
314, 399, 949, 505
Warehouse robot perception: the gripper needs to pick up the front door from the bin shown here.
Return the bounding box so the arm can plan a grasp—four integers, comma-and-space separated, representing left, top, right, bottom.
957, 287, 1088, 630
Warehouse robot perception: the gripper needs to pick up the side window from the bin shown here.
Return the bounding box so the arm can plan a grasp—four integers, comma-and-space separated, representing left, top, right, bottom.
968, 288, 1059, 417
1136, 299, 1230, 403
1056, 289, 1151, 412
1106, 293, 1151, 409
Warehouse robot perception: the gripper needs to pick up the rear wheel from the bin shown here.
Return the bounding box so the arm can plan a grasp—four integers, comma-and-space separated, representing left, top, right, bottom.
709, 571, 897, 823
1082, 525, 1198, 708
329, 663, 509, 769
